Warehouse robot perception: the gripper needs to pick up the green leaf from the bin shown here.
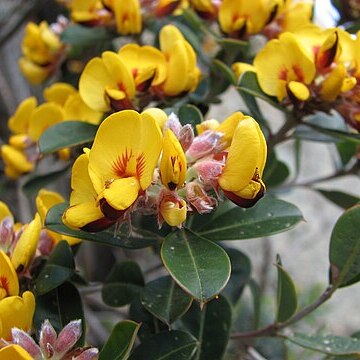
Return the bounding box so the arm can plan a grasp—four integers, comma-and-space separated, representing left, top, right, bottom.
182, 296, 232, 360
39, 121, 98, 154
196, 197, 304, 241
161, 229, 231, 304
22, 166, 70, 196
316, 189, 360, 209
35, 241, 75, 295
128, 330, 198, 360
336, 141, 357, 166
222, 247, 251, 304
178, 104, 203, 128
141, 276, 193, 325
34, 282, 85, 345
102, 261, 144, 307
61, 24, 115, 46
329, 205, 360, 287
263, 152, 290, 188
276, 255, 298, 323
237, 71, 283, 110
216, 38, 248, 54
286, 333, 360, 356
99, 320, 141, 360
45, 203, 160, 249
248, 278, 261, 328
212, 59, 237, 85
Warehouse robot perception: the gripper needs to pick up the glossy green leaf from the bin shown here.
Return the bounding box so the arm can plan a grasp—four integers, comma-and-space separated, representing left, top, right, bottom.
102, 261, 144, 307
22, 165, 70, 196
276, 255, 298, 323
196, 197, 304, 240
286, 333, 360, 355
129, 298, 168, 342
141, 276, 193, 325
39, 121, 98, 154
45, 203, 160, 249
222, 247, 251, 304
336, 141, 357, 165
61, 24, 114, 46
217, 38, 248, 54
212, 59, 237, 85
178, 104, 203, 128
35, 241, 75, 295
237, 71, 283, 110
182, 296, 232, 360
329, 205, 360, 287
34, 282, 85, 345
128, 330, 198, 360
161, 230, 231, 304
316, 189, 360, 209
99, 321, 141, 360
263, 152, 290, 188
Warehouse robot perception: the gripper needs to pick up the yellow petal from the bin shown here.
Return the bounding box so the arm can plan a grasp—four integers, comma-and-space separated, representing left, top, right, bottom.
0, 291, 35, 341
219, 116, 267, 192
43, 82, 77, 106
88, 110, 162, 194
0, 201, 13, 222
196, 119, 220, 135
102, 176, 140, 210
216, 111, 245, 148
1, 145, 34, 176
160, 129, 187, 190
9, 135, 29, 150
0, 250, 19, 300
142, 108, 168, 130
36, 189, 64, 225
320, 63, 347, 101
0, 345, 33, 360
28, 103, 65, 141
11, 213, 41, 272
232, 63, 256, 79
341, 76, 357, 92
112, 0, 142, 35
288, 81, 310, 101
8, 97, 37, 134
18, 57, 51, 85
160, 197, 187, 227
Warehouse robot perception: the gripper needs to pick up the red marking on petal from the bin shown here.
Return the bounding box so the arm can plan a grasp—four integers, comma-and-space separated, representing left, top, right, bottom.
136, 153, 146, 179
279, 67, 288, 81
292, 64, 304, 82
0, 275, 9, 295
113, 148, 133, 177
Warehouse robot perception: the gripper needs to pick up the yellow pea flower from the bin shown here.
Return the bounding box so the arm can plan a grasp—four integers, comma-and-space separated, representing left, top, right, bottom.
232, 63, 256, 79
70, 0, 111, 25
155, 0, 183, 16
219, 0, 274, 37
254, 32, 315, 101
159, 25, 200, 96
0, 291, 35, 341
142, 108, 168, 130
11, 214, 41, 272
196, 119, 220, 135
36, 189, 81, 246
0, 345, 33, 360
0, 145, 34, 179
43, 82, 77, 106
216, 111, 246, 148
8, 97, 37, 134
18, 58, 52, 85
159, 196, 187, 227
119, 44, 167, 90
104, 0, 142, 34
219, 116, 267, 208
63, 153, 111, 231
190, 0, 218, 18
160, 129, 187, 190
0, 251, 19, 300
79, 51, 136, 112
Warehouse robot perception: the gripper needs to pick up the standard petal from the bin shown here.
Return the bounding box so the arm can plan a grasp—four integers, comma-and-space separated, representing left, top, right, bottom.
0, 250, 19, 299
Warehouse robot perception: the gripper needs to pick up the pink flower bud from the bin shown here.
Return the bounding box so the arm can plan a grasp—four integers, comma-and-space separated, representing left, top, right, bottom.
186, 182, 217, 214
178, 124, 194, 152
54, 319, 82, 357
186, 131, 223, 161
39, 319, 57, 358
11, 328, 42, 360
164, 112, 182, 137
0, 217, 14, 252
193, 160, 224, 185
74, 347, 99, 360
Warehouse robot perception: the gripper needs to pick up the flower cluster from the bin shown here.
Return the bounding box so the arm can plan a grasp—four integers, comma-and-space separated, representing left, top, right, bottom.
233, 25, 360, 131
79, 24, 201, 113
19, 20, 66, 85
1, 319, 98, 360
1, 83, 102, 179
63, 109, 267, 231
